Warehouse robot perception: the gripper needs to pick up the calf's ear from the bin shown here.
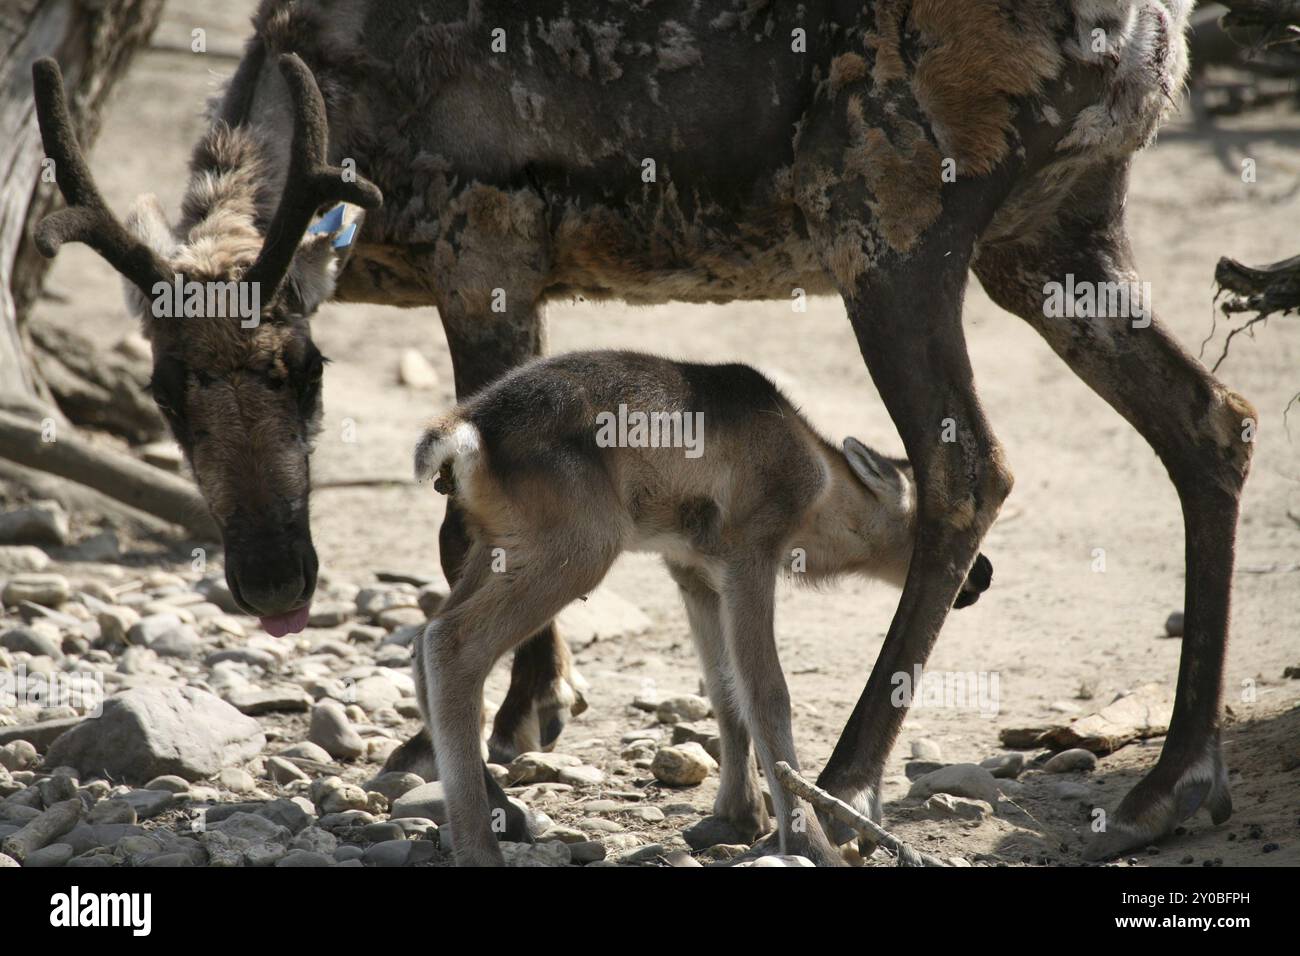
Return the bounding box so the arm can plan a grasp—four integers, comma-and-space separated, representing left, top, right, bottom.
842, 436, 904, 501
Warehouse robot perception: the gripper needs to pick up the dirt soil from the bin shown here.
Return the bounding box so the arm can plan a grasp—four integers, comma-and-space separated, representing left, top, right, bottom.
23, 1, 1300, 866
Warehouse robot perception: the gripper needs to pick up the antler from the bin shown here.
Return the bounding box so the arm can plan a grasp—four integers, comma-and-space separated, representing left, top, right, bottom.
31, 58, 171, 296
243, 53, 383, 302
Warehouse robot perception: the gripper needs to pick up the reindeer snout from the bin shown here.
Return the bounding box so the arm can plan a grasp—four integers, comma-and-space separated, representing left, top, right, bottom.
953, 553, 993, 609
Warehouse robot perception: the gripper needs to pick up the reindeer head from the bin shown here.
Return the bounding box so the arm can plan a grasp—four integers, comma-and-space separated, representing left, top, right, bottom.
31, 55, 382, 634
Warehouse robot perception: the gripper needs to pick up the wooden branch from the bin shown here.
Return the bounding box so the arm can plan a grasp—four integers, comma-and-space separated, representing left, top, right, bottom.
773, 761, 950, 868
0, 410, 217, 539
0, 797, 81, 863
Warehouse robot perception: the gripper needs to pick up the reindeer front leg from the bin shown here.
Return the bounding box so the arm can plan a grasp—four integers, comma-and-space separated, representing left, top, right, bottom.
793, 82, 1018, 848
434, 198, 587, 764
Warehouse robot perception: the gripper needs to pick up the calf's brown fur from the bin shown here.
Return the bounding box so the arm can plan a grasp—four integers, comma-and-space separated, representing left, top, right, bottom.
411, 351, 992, 866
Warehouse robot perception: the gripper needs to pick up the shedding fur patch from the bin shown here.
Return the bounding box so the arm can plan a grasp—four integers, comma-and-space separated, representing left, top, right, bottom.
904, 0, 1066, 177
866, 1, 1189, 177
1058, 0, 1192, 156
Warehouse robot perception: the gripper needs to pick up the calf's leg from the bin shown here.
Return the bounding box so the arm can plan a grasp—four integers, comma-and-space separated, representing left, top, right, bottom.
666, 561, 768, 842
720, 557, 840, 865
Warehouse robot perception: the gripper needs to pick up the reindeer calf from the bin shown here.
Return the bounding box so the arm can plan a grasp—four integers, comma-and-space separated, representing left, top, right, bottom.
412, 351, 992, 866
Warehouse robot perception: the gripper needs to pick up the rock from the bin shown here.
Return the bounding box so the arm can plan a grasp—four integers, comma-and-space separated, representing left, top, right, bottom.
0, 626, 63, 659
0, 502, 69, 547
363, 821, 405, 842
0, 718, 83, 751
96, 606, 140, 647
363, 839, 439, 867
919, 793, 993, 821
1043, 748, 1099, 773
224, 685, 313, 715
24, 843, 74, 867
243, 843, 287, 867
119, 790, 175, 820
143, 775, 191, 794
278, 742, 332, 763
507, 752, 582, 785
266, 756, 309, 785
907, 764, 1001, 805
1164, 611, 1185, 638
904, 760, 946, 781
0, 853, 19, 867
349, 674, 401, 712
308, 602, 353, 628
739, 855, 815, 868
211, 812, 291, 845
500, 841, 571, 867
308, 700, 365, 760
1032, 683, 1175, 755
66, 531, 120, 562
125, 613, 183, 647
655, 695, 712, 724
2, 574, 70, 608
363, 771, 424, 803
911, 738, 944, 761
979, 753, 1026, 779
399, 348, 440, 389
569, 841, 606, 864
259, 798, 315, 834
148, 625, 204, 660
558, 764, 605, 787
0, 546, 50, 573
43, 686, 265, 783
313, 777, 369, 815
683, 816, 751, 850
651, 743, 716, 786
275, 849, 332, 867
390, 782, 448, 825
87, 800, 137, 825
0, 740, 39, 771
376, 607, 426, 631
219, 768, 257, 793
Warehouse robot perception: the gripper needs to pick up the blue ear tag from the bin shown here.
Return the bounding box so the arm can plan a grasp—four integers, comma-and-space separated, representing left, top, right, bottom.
332, 222, 357, 250
308, 204, 346, 235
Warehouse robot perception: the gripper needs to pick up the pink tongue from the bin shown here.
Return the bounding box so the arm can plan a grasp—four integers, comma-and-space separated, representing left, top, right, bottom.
260, 604, 311, 637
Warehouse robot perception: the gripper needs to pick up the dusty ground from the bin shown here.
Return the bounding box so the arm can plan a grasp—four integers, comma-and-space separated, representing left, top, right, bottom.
21, 1, 1300, 866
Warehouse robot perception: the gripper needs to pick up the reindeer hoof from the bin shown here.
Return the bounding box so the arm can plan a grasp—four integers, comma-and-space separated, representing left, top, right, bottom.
487, 667, 589, 764
1083, 743, 1232, 861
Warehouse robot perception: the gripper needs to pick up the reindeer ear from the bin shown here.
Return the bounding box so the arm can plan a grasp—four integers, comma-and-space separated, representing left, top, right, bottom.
842, 436, 903, 500
283, 203, 362, 315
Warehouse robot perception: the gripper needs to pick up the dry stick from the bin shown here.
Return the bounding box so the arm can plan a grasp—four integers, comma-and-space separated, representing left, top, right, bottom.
773, 762, 950, 868
0, 797, 82, 862
0, 410, 217, 539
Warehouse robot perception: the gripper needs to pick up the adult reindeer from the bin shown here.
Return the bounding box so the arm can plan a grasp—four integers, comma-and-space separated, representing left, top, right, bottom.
32, 0, 1252, 863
